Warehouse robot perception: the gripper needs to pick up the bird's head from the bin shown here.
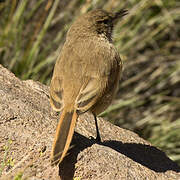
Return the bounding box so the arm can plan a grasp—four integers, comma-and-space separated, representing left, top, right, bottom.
67, 9, 128, 41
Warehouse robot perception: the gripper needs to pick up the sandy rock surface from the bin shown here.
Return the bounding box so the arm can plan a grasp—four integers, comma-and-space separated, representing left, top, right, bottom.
0, 65, 179, 180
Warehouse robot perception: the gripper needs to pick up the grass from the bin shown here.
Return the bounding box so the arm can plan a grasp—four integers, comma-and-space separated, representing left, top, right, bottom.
0, 139, 15, 177
0, 0, 180, 166
14, 172, 23, 180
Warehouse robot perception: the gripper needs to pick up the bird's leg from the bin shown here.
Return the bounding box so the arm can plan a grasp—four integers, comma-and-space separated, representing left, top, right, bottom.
93, 114, 101, 142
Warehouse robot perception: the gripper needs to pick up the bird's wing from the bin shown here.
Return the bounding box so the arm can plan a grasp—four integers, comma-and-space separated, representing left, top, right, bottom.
50, 38, 121, 112
73, 39, 121, 113
50, 75, 63, 111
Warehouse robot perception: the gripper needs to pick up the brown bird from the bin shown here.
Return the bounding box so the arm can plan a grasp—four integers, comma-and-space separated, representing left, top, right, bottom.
50, 9, 127, 165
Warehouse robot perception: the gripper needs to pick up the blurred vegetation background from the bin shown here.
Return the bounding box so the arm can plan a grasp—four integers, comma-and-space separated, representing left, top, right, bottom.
0, 0, 179, 165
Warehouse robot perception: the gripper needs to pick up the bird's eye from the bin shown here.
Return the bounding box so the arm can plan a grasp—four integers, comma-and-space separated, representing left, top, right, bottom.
97, 19, 109, 25
102, 19, 109, 24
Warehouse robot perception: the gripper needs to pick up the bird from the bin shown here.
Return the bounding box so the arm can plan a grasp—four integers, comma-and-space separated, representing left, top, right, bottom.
50, 9, 127, 165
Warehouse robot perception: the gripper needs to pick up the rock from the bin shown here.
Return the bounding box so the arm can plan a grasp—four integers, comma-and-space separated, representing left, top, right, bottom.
0, 64, 179, 180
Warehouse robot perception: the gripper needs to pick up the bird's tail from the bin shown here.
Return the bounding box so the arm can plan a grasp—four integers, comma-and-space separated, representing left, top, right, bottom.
51, 108, 77, 165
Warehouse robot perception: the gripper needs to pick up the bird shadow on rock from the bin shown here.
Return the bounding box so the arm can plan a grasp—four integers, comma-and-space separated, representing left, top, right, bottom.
58, 132, 180, 180
103, 140, 180, 173
58, 132, 95, 180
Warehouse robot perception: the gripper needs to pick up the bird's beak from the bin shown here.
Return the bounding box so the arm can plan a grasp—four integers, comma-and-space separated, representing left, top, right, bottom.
113, 9, 128, 21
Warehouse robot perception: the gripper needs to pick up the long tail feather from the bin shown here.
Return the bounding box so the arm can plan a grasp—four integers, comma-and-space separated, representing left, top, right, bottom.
51, 108, 77, 165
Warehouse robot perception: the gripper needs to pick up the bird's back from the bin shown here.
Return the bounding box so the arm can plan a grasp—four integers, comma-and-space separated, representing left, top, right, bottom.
50, 34, 121, 114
